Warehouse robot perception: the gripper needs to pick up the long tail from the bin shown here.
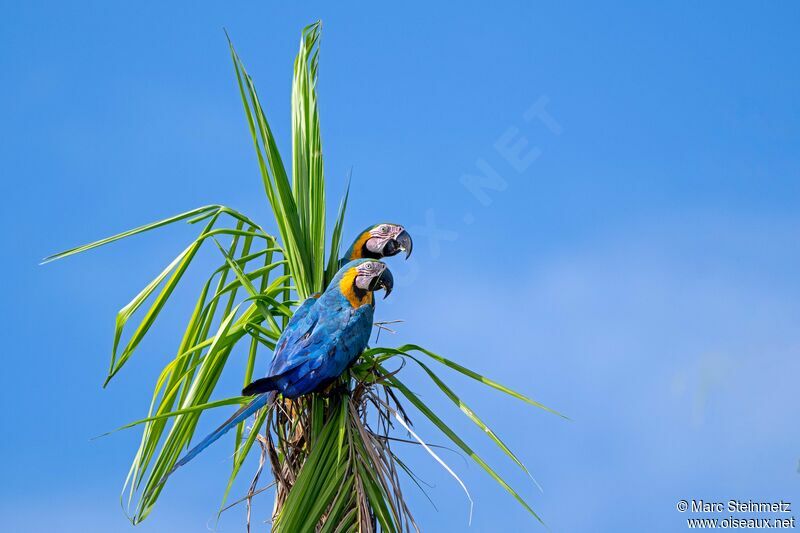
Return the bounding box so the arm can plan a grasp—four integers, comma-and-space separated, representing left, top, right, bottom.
151, 392, 274, 493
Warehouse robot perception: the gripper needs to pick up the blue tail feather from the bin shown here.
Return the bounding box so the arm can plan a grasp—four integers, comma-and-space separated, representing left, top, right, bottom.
152, 393, 273, 492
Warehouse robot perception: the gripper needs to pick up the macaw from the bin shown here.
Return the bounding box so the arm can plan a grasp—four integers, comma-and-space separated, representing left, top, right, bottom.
341, 223, 412, 264
163, 259, 394, 476
162, 226, 410, 480
290, 223, 411, 325
243, 258, 393, 397
257, 224, 409, 392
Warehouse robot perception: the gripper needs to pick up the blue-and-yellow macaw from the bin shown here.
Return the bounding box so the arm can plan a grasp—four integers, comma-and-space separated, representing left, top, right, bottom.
160, 226, 410, 480
341, 223, 412, 264
291, 222, 410, 325
244, 258, 392, 397
249, 223, 409, 393
164, 259, 394, 475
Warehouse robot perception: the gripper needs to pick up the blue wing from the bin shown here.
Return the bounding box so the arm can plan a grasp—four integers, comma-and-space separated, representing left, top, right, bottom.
334, 304, 373, 367
277, 302, 373, 397
292, 293, 320, 323
268, 296, 348, 375
268, 297, 328, 376
165, 298, 374, 484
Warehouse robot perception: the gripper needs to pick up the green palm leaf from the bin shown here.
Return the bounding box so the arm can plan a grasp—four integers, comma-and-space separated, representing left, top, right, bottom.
47, 20, 560, 530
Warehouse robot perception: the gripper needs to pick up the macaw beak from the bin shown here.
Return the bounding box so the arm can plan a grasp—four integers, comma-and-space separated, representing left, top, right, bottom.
395, 229, 413, 259
368, 267, 394, 299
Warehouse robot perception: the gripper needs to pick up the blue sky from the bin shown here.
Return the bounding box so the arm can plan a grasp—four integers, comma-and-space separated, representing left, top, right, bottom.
2, 1, 800, 531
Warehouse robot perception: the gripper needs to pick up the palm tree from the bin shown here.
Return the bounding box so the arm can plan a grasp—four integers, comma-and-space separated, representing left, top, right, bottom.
45, 21, 562, 532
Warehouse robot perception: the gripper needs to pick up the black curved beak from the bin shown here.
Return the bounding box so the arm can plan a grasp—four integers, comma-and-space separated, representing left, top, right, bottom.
395, 230, 413, 259
368, 267, 394, 299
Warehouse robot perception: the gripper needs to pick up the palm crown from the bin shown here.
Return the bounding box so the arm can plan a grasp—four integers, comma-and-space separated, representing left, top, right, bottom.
45, 21, 562, 531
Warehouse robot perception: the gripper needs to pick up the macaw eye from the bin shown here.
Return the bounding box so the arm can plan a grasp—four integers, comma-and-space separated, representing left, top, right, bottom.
364, 262, 373, 270
380, 225, 389, 233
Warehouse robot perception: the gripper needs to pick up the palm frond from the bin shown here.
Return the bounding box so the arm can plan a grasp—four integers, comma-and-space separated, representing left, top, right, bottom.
47, 21, 561, 530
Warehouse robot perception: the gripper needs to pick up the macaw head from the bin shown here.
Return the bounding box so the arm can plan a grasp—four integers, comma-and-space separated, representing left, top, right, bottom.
353, 259, 394, 298
335, 259, 395, 306
345, 223, 413, 261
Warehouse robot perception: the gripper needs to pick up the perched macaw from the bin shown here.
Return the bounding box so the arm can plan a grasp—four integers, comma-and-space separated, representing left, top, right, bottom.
254, 224, 409, 392
341, 223, 412, 264
163, 259, 394, 476
290, 223, 411, 325
161, 227, 410, 481
244, 258, 393, 397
